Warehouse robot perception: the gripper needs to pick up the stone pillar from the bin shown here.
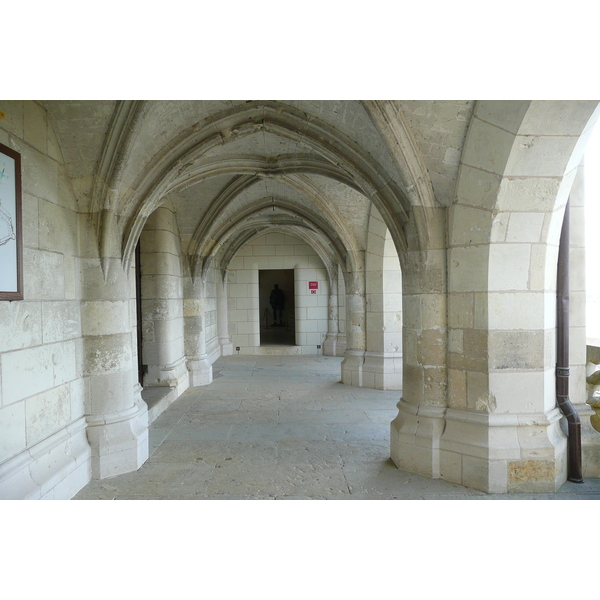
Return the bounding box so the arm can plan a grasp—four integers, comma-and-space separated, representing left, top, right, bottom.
336, 266, 347, 355
217, 272, 234, 356
341, 264, 367, 386
81, 256, 148, 480
390, 209, 447, 480
184, 273, 213, 386
322, 271, 339, 356
363, 225, 403, 390
436, 103, 579, 492
139, 206, 188, 394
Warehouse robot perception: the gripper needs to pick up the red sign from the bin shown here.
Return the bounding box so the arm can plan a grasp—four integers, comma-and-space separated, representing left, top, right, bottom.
308, 281, 318, 289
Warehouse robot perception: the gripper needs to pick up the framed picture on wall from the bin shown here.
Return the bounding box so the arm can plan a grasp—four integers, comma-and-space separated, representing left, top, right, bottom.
0, 142, 23, 300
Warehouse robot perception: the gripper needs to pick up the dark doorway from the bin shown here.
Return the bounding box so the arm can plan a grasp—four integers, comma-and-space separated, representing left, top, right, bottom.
259, 269, 295, 345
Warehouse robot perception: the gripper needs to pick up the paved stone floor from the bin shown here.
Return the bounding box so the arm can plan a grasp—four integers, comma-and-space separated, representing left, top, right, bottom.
73, 355, 600, 500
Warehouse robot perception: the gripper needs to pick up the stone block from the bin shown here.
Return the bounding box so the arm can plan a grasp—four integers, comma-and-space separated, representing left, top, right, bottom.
448, 245, 489, 293
448, 293, 474, 329
0, 100, 24, 137
25, 384, 71, 447
141, 274, 182, 299
88, 370, 134, 415
450, 205, 493, 246
455, 165, 501, 211
448, 369, 467, 409
0, 402, 26, 463
498, 176, 561, 214
42, 301, 81, 343
507, 458, 562, 493
81, 300, 130, 336
439, 449, 463, 484
462, 117, 516, 175
39, 199, 78, 255
140, 251, 182, 276
488, 244, 530, 291
474, 100, 530, 135
488, 291, 545, 330
18, 142, 59, 204
24, 101, 48, 153
488, 370, 548, 414
24, 248, 65, 300
520, 100, 598, 136
70, 377, 86, 421
1, 345, 54, 405
140, 228, 181, 256
490, 211, 509, 243
462, 456, 508, 493
82, 333, 133, 376
0, 301, 42, 352
417, 329, 445, 366
505, 134, 579, 178
488, 330, 544, 370
506, 213, 546, 244
22, 193, 39, 250
52, 340, 79, 386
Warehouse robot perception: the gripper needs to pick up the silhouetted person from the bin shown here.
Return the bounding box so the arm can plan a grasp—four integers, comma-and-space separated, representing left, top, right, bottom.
270, 284, 285, 326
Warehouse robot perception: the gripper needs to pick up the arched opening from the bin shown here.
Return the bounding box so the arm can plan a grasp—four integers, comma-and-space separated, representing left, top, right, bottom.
226, 232, 330, 355
438, 100, 600, 492
137, 203, 189, 422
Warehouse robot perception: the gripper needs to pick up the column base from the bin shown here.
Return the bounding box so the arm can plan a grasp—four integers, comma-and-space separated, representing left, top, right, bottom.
362, 351, 403, 390
341, 349, 365, 387
144, 356, 189, 396
323, 333, 340, 357
438, 407, 567, 493
86, 397, 149, 480
219, 336, 234, 356
0, 417, 91, 500
187, 355, 213, 386
390, 399, 445, 478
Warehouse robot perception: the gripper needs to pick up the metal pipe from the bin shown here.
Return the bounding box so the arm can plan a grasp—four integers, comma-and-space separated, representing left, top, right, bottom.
556, 198, 584, 483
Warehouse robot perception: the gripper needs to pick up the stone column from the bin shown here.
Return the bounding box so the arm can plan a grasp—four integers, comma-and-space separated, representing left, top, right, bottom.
81, 256, 148, 480
217, 272, 234, 356
390, 209, 447, 480
336, 266, 347, 355
341, 263, 367, 386
184, 273, 213, 386
322, 271, 339, 356
139, 206, 188, 394
363, 228, 403, 390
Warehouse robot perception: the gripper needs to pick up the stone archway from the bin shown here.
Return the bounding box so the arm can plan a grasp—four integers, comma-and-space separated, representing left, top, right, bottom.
441, 100, 600, 492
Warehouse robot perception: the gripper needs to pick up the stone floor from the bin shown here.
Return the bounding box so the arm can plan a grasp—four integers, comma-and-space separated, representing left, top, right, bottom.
73, 354, 600, 500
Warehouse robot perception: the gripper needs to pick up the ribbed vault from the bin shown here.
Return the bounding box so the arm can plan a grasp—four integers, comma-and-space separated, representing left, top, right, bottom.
75, 101, 432, 276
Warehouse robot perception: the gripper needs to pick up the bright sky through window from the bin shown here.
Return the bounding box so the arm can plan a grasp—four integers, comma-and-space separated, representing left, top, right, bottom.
586, 125, 600, 341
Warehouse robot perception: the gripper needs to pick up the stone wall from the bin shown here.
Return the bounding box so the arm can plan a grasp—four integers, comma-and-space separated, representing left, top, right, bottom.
227, 233, 329, 354
0, 101, 91, 499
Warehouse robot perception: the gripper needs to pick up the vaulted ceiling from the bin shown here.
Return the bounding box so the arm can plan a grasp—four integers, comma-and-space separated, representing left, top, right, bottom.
42, 100, 475, 271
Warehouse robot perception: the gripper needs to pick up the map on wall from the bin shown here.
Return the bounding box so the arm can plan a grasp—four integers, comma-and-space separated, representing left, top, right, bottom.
0, 154, 18, 293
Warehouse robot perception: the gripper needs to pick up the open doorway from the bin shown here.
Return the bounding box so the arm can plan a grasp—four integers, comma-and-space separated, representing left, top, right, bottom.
259, 269, 295, 345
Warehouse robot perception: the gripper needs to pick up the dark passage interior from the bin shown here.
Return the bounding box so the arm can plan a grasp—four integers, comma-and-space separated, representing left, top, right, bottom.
259, 269, 295, 345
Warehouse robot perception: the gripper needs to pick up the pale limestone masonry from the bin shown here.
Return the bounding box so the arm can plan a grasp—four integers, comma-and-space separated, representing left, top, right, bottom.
227, 233, 329, 355
0, 102, 91, 498
139, 203, 189, 396
2, 100, 600, 499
